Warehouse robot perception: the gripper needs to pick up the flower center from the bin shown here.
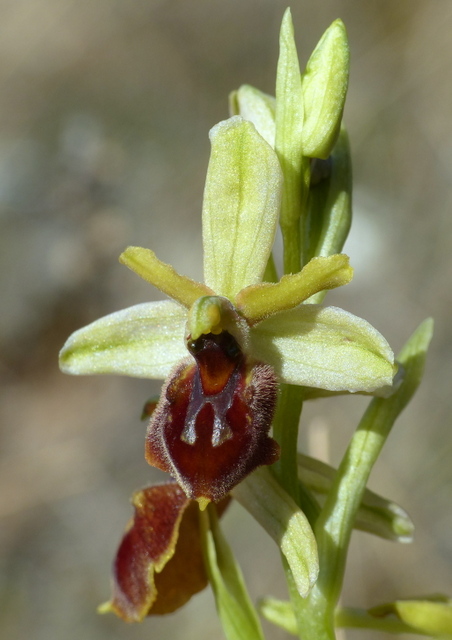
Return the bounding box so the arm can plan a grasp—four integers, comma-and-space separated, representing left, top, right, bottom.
182, 331, 244, 447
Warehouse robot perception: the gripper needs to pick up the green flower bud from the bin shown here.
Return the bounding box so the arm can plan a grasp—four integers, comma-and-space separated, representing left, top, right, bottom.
301, 19, 350, 159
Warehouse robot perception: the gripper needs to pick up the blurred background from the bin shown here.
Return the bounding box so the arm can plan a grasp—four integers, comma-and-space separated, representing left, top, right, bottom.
0, 1, 451, 638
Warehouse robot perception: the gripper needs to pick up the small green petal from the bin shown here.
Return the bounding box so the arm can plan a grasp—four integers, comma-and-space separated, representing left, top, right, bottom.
202, 116, 282, 300
120, 246, 213, 308
236, 254, 353, 324
301, 20, 349, 159
232, 468, 319, 598
251, 305, 395, 392
229, 84, 276, 147
59, 301, 187, 379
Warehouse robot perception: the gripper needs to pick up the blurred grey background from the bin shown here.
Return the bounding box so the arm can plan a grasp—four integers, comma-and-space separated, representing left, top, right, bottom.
0, 1, 451, 639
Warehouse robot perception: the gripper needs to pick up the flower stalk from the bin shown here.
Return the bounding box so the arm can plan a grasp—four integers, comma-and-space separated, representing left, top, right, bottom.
57, 8, 447, 640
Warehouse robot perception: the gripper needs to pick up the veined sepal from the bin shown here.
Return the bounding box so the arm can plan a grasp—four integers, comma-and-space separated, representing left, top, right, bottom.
251, 305, 396, 393
59, 300, 187, 379
202, 116, 282, 300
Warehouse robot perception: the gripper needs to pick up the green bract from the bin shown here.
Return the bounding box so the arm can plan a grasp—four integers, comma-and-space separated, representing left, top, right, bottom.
59, 116, 395, 395
232, 468, 319, 598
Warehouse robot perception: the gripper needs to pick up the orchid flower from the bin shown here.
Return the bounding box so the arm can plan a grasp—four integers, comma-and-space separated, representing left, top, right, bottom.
55, 10, 445, 638
60, 117, 394, 505
59, 116, 394, 622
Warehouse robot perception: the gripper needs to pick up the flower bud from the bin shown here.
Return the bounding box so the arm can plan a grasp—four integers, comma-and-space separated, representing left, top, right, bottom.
301, 19, 349, 159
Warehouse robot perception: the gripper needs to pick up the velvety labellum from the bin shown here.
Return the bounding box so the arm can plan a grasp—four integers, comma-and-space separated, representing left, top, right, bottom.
145, 331, 279, 503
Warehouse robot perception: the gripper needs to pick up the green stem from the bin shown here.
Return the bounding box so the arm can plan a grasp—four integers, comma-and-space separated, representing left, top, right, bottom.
260, 599, 428, 636
336, 607, 429, 635
271, 383, 309, 639
280, 154, 310, 274
293, 320, 433, 638
271, 383, 303, 503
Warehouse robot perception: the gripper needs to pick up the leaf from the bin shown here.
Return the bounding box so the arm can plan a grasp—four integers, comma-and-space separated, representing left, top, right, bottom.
232, 467, 318, 598
200, 506, 265, 640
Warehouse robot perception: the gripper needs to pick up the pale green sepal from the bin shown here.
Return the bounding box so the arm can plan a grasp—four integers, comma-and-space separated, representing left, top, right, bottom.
199, 506, 265, 640
305, 128, 352, 276
230, 85, 276, 147
236, 254, 353, 324
120, 246, 213, 308
251, 305, 395, 393
259, 597, 298, 636
232, 467, 319, 598
297, 454, 414, 543
202, 116, 283, 300
369, 597, 452, 638
275, 8, 309, 273
59, 301, 187, 379
301, 20, 349, 159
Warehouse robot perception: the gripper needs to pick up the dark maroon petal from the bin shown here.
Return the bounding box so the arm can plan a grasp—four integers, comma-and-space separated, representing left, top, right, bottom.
145, 332, 279, 504
100, 482, 192, 622
100, 482, 229, 622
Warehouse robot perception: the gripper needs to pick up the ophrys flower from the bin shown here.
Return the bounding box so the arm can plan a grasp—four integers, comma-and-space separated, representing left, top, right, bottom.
60, 116, 395, 506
